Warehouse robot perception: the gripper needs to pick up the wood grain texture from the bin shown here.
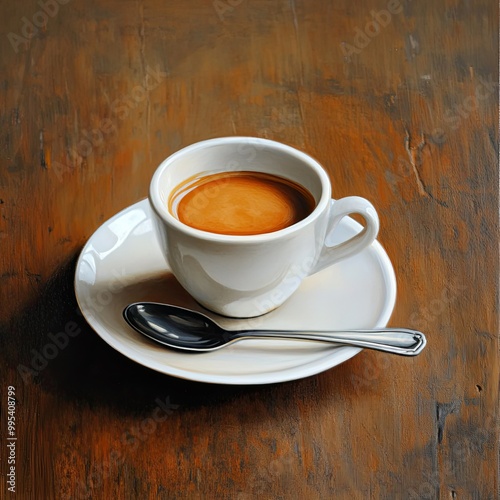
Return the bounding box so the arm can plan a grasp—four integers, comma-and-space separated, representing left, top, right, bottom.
0, 0, 498, 498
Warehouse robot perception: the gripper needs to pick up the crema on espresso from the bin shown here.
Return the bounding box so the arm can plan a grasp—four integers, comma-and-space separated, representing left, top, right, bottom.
169, 171, 316, 236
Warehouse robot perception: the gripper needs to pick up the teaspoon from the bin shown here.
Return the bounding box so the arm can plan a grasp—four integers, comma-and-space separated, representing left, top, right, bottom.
123, 303, 426, 356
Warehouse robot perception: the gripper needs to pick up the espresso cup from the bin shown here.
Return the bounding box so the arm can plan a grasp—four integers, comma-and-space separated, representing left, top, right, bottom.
149, 137, 379, 318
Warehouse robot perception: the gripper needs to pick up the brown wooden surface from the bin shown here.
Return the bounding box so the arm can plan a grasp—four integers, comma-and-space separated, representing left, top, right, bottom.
0, 0, 498, 498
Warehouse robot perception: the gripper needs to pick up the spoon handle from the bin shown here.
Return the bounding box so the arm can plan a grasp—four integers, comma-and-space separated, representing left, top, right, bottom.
233, 328, 426, 356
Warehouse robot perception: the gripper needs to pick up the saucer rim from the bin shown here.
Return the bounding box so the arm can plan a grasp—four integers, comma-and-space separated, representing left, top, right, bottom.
74, 199, 397, 385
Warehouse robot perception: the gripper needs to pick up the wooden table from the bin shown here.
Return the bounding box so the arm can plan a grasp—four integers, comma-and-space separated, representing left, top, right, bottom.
1, 0, 498, 498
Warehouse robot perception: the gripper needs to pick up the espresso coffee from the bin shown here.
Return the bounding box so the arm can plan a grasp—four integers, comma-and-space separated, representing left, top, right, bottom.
169, 171, 316, 235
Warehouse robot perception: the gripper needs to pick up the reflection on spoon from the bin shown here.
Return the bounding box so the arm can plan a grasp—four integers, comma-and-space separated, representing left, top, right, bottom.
123, 303, 427, 356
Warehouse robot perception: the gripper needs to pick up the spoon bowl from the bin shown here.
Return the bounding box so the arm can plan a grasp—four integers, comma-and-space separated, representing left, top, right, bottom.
123, 303, 427, 356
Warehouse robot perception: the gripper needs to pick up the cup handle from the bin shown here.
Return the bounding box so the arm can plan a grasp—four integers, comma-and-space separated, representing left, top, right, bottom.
310, 197, 379, 275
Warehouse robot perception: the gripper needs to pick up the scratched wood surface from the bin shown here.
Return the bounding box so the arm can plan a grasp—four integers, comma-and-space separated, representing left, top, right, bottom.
0, 0, 498, 498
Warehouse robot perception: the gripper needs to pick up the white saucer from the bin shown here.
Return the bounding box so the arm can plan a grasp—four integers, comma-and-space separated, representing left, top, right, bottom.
74, 199, 396, 385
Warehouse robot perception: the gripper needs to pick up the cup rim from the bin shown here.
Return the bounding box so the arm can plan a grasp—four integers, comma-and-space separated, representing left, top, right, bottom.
149, 136, 331, 243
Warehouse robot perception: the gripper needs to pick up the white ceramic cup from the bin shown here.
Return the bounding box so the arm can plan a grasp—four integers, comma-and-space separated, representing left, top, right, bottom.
149, 137, 379, 318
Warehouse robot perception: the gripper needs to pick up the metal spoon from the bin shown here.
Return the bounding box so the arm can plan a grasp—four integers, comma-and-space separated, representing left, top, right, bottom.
123, 302, 426, 356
